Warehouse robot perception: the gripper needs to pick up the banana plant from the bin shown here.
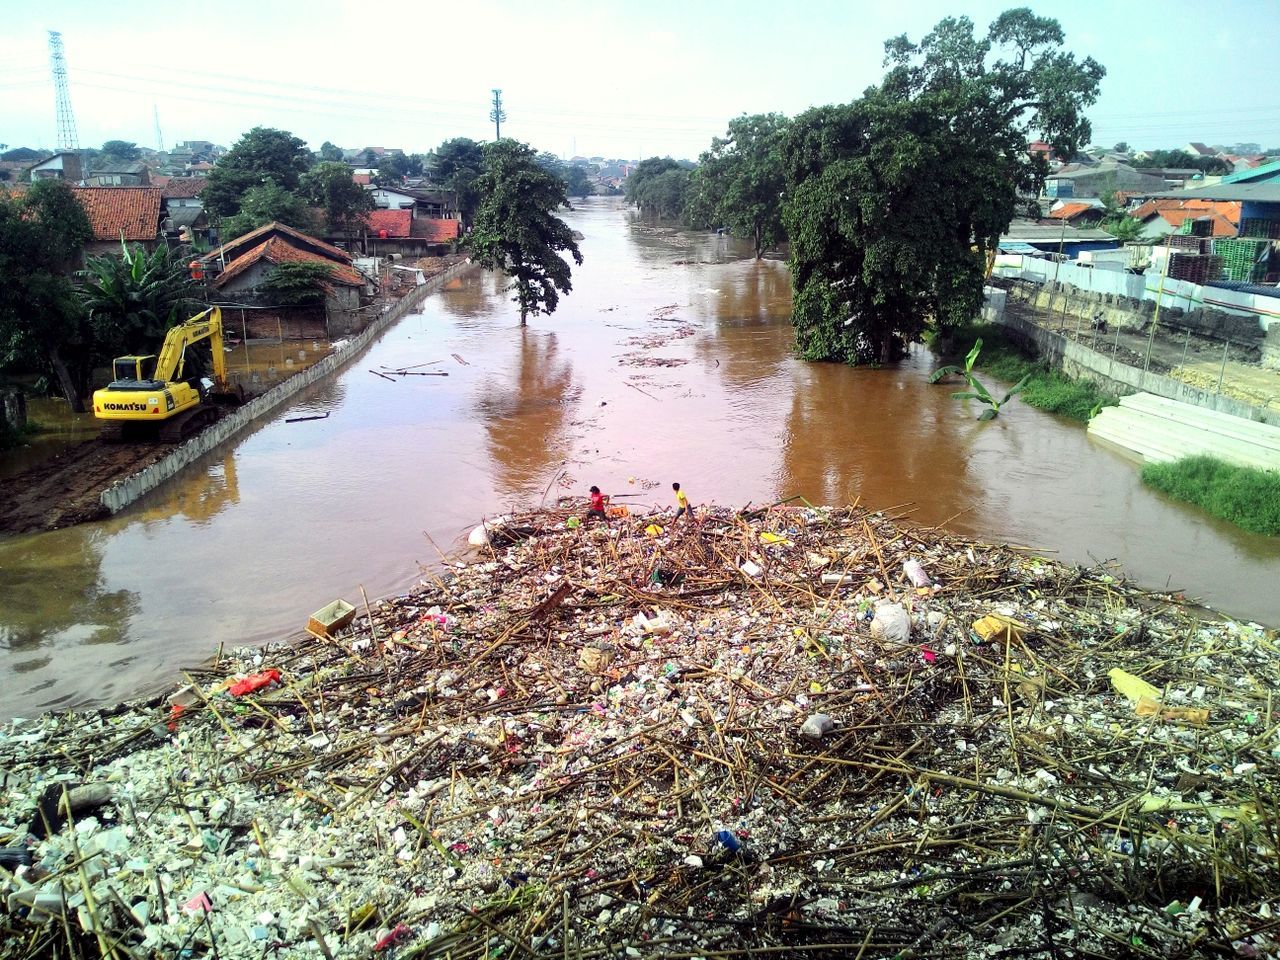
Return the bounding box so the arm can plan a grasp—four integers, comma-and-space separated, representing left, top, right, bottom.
928, 338, 1031, 421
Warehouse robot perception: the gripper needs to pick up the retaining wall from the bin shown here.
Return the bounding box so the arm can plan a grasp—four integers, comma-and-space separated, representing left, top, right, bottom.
100, 260, 474, 514
997, 311, 1280, 427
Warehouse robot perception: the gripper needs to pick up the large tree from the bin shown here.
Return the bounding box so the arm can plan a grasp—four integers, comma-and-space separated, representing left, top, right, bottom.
219, 183, 316, 242
318, 141, 344, 162
1132, 148, 1230, 175
80, 242, 200, 362
565, 164, 594, 199
784, 9, 1103, 364
429, 138, 485, 226
469, 140, 583, 326
203, 127, 313, 218
0, 180, 93, 409
302, 161, 374, 234
687, 113, 789, 258
99, 140, 141, 163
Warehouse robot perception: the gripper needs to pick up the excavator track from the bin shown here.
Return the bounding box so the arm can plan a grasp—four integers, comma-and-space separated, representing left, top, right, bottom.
157, 405, 221, 443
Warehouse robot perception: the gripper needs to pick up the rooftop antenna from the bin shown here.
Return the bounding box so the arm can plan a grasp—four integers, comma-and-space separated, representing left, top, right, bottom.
154, 104, 165, 152
48, 30, 79, 151
489, 89, 506, 140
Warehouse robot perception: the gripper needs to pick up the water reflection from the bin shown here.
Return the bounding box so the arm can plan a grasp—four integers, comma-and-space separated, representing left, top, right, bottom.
479, 330, 581, 499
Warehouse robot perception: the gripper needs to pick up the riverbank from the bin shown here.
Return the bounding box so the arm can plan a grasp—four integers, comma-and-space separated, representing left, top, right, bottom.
0, 256, 464, 536
1143, 455, 1280, 536
2, 504, 1275, 958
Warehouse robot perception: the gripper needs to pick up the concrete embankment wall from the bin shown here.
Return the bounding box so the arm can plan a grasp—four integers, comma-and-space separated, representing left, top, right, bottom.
996, 311, 1280, 428
100, 261, 474, 515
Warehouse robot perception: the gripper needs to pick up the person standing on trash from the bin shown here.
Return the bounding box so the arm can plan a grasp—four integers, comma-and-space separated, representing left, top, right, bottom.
672, 481, 695, 522
586, 485, 610, 522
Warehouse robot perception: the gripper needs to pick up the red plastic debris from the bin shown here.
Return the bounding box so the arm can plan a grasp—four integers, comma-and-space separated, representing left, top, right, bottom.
920, 646, 937, 664
167, 704, 186, 731
374, 923, 412, 952
228, 669, 282, 697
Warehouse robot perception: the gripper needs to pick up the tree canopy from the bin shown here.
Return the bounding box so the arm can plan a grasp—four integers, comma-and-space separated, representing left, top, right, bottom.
99, 140, 141, 163
1131, 148, 1230, 175
0, 180, 94, 408
318, 141, 344, 162
469, 140, 583, 326
220, 183, 316, 242
625, 157, 695, 218
784, 8, 1103, 364
429, 138, 485, 225
564, 164, 594, 199
687, 113, 789, 258
302, 161, 374, 234
203, 127, 313, 218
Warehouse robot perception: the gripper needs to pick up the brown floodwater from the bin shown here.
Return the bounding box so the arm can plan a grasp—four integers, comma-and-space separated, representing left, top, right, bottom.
2, 197, 1278, 718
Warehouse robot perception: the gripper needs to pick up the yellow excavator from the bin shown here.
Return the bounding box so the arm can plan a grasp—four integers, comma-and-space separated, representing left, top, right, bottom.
93, 306, 242, 441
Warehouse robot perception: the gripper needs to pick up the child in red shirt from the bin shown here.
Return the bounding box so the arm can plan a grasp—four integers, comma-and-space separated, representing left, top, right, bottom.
586, 485, 609, 522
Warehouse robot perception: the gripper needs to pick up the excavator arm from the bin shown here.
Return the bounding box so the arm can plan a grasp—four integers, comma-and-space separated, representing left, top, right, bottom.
154, 306, 227, 390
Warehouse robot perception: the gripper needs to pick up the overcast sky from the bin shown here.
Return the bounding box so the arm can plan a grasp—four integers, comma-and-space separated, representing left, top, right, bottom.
3, 0, 1277, 160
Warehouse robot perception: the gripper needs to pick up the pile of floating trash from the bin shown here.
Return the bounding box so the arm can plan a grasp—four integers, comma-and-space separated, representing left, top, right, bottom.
2, 503, 1277, 959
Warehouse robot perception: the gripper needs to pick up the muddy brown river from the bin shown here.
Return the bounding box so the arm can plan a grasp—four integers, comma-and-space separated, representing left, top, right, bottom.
3, 198, 1278, 718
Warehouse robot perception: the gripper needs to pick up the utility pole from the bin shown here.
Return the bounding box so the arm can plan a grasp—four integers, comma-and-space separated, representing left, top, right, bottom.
153, 104, 165, 153
48, 30, 79, 151
489, 89, 506, 140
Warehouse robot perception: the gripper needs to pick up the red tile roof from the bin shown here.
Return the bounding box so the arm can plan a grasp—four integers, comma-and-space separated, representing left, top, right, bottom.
204, 220, 355, 266
1132, 197, 1240, 225
1048, 202, 1098, 221
162, 177, 206, 199
151, 175, 172, 189
365, 208, 411, 238
1159, 210, 1237, 237
71, 186, 163, 241
214, 235, 364, 289
409, 217, 461, 243
352, 173, 371, 186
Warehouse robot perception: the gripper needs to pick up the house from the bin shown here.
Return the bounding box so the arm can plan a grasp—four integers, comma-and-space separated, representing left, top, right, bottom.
1219, 158, 1280, 186
201, 221, 369, 338
1185, 142, 1217, 159
368, 185, 460, 222
86, 161, 151, 187
323, 207, 461, 257
998, 219, 1120, 259
1044, 161, 1167, 199
161, 178, 206, 207
185, 161, 214, 177
1129, 197, 1240, 241
27, 151, 83, 183
71, 186, 164, 256
352, 173, 372, 186
1027, 140, 1053, 159
1047, 201, 1106, 228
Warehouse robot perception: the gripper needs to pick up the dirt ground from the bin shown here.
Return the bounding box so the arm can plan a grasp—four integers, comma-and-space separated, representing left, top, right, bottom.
0, 438, 173, 535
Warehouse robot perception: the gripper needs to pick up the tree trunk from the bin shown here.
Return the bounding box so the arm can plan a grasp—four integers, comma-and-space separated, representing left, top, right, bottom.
47, 347, 85, 413
754, 227, 764, 260
520, 309, 528, 327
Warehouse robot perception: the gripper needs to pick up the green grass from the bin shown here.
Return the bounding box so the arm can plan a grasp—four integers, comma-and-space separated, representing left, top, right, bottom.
1142, 456, 1280, 536
945, 324, 1118, 422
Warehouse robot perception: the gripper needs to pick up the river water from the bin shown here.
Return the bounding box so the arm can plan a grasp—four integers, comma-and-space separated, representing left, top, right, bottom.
3, 198, 1278, 718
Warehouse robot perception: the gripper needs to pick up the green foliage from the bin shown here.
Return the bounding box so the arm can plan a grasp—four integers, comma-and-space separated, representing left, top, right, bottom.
1103, 216, 1143, 242
1113, 141, 1130, 153
79, 242, 200, 360
565, 164, 594, 199
784, 9, 1103, 365
929, 339, 1030, 419
429, 138, 485, 226
687, 113, 788, 258
220, 183, 316, 242
0, 179, 94, 409
99, 140, 140, 163
947, 324, 1118, 421
0, 417, 39, 451
302, 161, 374, 233
318, 141, 344, 162
1131, 149, 1230, 175
469, 140, 583, 325
203, 127, 313, 218
258, 262, 332, 305
625, 157, 693, 217
374, 153, 422, 185
1142, 456, 1280, 536
1, 147, 43, 162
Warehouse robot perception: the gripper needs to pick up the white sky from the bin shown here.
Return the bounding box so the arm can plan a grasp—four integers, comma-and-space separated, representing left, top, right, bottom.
2, 0, 1277, 159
